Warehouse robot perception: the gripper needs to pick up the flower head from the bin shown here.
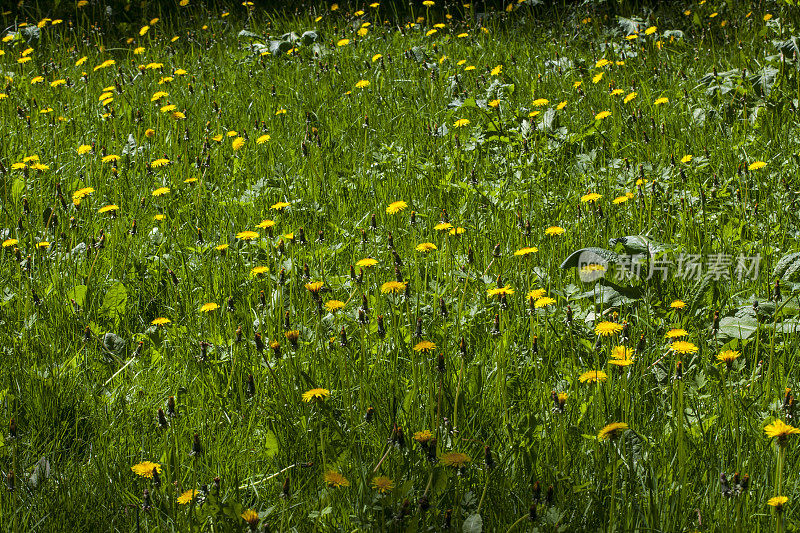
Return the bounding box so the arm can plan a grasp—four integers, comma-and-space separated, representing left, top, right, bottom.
177, 489, 198, 504
514, 247, 538, 256
765, 419, 800, 445
598, 422, 629, 441
325, 300, 345, 312
440, 452, 471, 468
236, 231, 259, 241
386, 200, 408, 214
595, 321, 623, 336
581, 192, 602, 203
545, 226, 565, 236
151, 317, 171, 326
131, 461, 162, 478
716, 350, 740, 368
670, 341, 699, 355
324, 470, 349, 488
579, 370, 608, 383
302, 388, 330, 403
414, 430, 433, 444
241, 509, 260, 528
487, 286, 514, 297
768, 496, 789, 512
414, 341, 436, 353
416, 242, 438, 253
665, 328, 688, 339
381, 281, 407, 294
200, 302, 219, 313
372, 475, 394, 494
356, 258, 378, 268
305, 281, 324, 293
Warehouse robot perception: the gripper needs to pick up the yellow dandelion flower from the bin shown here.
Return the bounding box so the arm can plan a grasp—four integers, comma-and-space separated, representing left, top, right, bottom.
305, 281, 324, 293
3, 239, 19, 248
131, 461, 162, 478
440, 452, 471, 468
177, 489, 198, 504
250, 266, 269, 277
386, 200, 408, 214
595, 111, 611, 121
768, 496, 788, 511
595, 321, 623, 336
487, 286, 514, 297
527, 289, 546, 300
453, 119, 470, 128
670, 341, 699, 354
372, 476, 394, 494
356, 258, 378, 268
514, 247, 538, 256
200, 302, 219, 313
665, 328, 687, 338
598, 422, 628, 441
581, 192, 602, 203
414, 430, 433, 443
534, 297, 556, 308
748, 161, 766, 171
413, 340, 436, 352
336, 38, 350, 46
416, 242, 437, 253
257, 134, 271, 144
98, 204, 119, 214
271, 201, 290, 210
152, 187, 170, 197
151, 317, 171, 326
303, 388, 331, 402
236, 231, 259, 241
654, 97, 669, 105
325, 300, 345, 312
77, 144, 93, 154
765, 419, 800, 444
232, 137, 245, 151
324, 470, 349, 487
579, 370, 608, 383
624, 92, 637, 104
381, 281, 407, 294
434, 222, 453, 231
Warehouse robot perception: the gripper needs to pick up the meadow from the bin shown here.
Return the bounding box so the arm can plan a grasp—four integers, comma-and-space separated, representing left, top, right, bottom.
2, 0, 800, 531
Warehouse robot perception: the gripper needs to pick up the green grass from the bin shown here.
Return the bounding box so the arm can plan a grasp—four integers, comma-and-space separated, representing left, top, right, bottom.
2, 0, 800, 531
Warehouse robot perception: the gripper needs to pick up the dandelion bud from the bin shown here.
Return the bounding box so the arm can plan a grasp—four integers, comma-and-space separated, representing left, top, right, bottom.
270, 340, 281, 359
391, 424, 406, 449
303, 263, 310, 280
392, 249, 402, 267
566, 305, 573, 324
377, 315, 386, 339
196, 227, 203, 243
157, 408, 168, 429
410, 211, 416, 225
365, 406, 375, 423
773, 280, 782, 302
142, 489, 152, 511
84, 326, 92, 343
190, 433, 203, 456
492, 314, 501, 335
199, 341, 209, 361
339, 326, 348, 347
439, 298, 448, 318
255, 332, 264, 352
361, 228, 368, 243
414, 318, 422, 338
227, 296, 235, 312
8, 418, 17, 440
546, 485, 554, 505
284, 310, 291, 330
276, 476, 290, 501
279, 268, 286, 285
277, 239, 285, 255
296, 227, 306, 244
532, 335, 538, 354
529, 502, 537, 521
741, 474, 749, 491
533, 481, 541, 502
676, 360, 683, 379
636, 334, 646, 353
357, 268, 364, 284
169, 269, 179, 286
437, 352, 445, 374
443, 509, 452, 529
493, 243, 501, 257
418, 495, 430, 513
387, 232, 394, 249
285, 330, 300, 348
370, 213, 377, 230
358, 308, 367, 325
152, 467, 161, 489
467, 246, 474, 264
394, 265, 403, 282
484, 445, 495, 469
6, 471, 15, 492
361, 294, 370, 315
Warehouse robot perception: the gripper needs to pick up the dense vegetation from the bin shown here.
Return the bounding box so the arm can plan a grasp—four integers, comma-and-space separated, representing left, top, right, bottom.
2, 0, 800, 531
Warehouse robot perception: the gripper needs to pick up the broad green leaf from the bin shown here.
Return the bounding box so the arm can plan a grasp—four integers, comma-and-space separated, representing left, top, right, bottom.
463, 513, 483, 533
717, 315, 759, 340
560, 247, 620, 269
774, 251, 800, 281
101, 282, 128, 320
67, 285, 87, 307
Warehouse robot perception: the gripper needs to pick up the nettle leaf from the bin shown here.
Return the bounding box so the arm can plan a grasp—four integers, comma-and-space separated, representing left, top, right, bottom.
774, 251, 800, 281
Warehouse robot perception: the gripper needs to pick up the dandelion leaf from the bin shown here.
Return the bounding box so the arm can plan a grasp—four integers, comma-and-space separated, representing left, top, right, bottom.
559, 247, 620, 269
